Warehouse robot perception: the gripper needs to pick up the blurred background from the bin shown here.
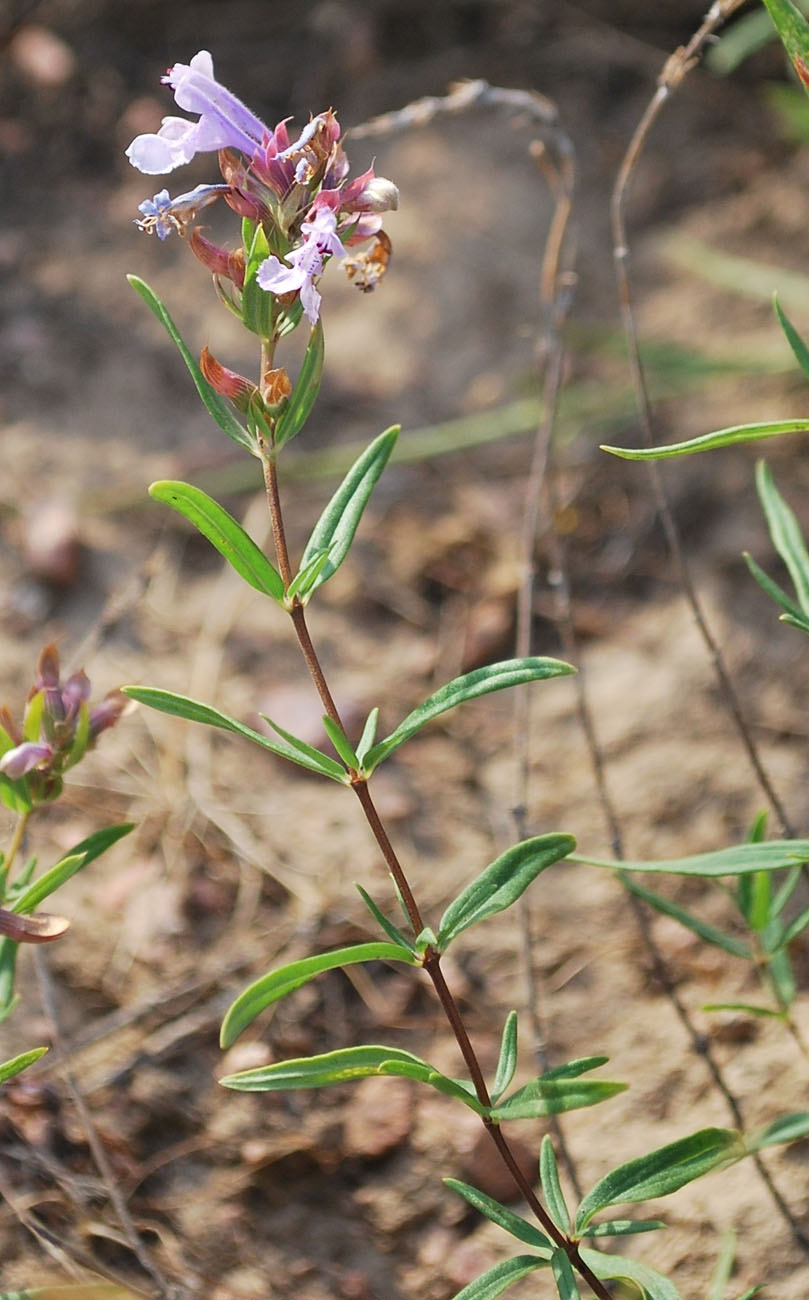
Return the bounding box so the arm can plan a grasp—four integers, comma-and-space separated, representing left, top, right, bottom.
2, 3, 809, 1298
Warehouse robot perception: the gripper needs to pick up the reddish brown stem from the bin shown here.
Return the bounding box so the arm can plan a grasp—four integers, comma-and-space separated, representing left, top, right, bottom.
263, 454, 613, 1300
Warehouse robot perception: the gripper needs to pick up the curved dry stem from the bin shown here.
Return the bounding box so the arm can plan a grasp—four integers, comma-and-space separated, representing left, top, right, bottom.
610, 0, 793, 838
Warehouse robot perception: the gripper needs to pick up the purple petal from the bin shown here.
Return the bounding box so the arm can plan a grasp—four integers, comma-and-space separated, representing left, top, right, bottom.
0, 741, 53, 780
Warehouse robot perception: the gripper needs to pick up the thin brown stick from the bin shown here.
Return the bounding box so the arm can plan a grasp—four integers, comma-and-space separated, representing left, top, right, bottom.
264, 470, 612, 1300
34, 948, 180, 1298
610, 0, 793, 837
511, 131, 585, 1202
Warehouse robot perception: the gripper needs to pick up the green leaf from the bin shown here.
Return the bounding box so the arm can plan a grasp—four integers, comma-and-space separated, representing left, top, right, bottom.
299, 426, 399, 596
220, 942, 418, 1047
780, 901, 809, 945
259, 713, 347, 779
702, 1002, 786, 1020
286, 548, 332, 602
321, 716, 359, 770
123, 687, 347, 783
579, 1248, 681, 1300
221, 1044, 489, 1114
274, 321, 325, 449
762, 0, 809, 93
447, 1256, 548, 1300
12, 824, 133, 917
551, 1250, 581, 1299
575, 1129, 746, 1234
355, 883, 415, 951
0, 1046, 47, 1085
572, 840, 809, 877
772, 863, 803, 916
540, 1136, 571, 1233
491, 1011, 519, 1104
365, 658, 575, 772
588, 1219, 665, 1238
602, 419, 809, 461
148, 481, 285, 602
774, 294, 809, 382
736, 868, 771, 933
541, 1055, 609, 1080
709, 1229, 738, 1300
755, 459, 809, 614
622, 878, 752, 959
746, 1111, 809, 1151
241, 222, 274, 338
0, 940, 19, 1023
355, 707, 379, 765
743, 551, 809, 627
444, 1179, 553, 1252
490, 1075, 626, 1121
127, 276, 255, 453
438, 834, 576, 949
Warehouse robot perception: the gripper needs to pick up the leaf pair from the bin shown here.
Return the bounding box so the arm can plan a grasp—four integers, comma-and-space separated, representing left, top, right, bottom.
222, 834, 577, 1047
447, 1116, 809, 1300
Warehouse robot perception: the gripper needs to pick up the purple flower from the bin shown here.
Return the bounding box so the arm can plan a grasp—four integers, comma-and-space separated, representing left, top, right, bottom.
257, 208, 345, 324
0, 741, 53, 781
135, 183, 231, 239
125, 51, 269, 174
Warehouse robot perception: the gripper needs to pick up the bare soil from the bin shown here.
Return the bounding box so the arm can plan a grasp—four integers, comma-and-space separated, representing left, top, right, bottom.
0, 4, 808, 1298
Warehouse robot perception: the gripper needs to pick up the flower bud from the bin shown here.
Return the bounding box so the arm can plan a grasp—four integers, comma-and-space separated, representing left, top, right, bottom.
200, 347, 260, 413
190, 229, 246, 289
353, 176, 399, 214
262, 367, 292, 410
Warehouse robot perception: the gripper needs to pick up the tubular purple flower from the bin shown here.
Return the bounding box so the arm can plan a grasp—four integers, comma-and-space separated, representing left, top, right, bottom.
0, 741, 53, 780
135, 184, 231, 239
125, 51, 270, 175
257, 208, 345, 324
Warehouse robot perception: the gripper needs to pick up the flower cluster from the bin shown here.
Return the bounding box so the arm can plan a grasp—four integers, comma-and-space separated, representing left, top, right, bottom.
0, 644, 127, 808
127, 52, 398, 326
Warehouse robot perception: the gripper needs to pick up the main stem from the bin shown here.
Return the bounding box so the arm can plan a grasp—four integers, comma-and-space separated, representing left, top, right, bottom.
262, 452, 613, 1300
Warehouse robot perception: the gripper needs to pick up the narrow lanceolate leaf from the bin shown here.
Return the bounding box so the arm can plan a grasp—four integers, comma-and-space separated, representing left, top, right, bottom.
540, 1136, 571, 1233
622, 878, 752, 959
743, 551, 809, 626
221, 1044, 489, 1114
574, 1129, 746, 1234
0, 1046, 47, 1085
601, 419, 809, 461
299, 426, 399, 596
260, 714, 348, 780
579, 1248, 681, 1300
123, 687, 347, 783
746, 1112, 809, 1152
355, 884, 415, 952
762, 0, 809, 92
774, 294, 809, 382
220, 943, 419, 1048
490, 1075, 626, 1121
755, 460, 809, 614
444, 1179, 553, 1252
551, 1250, 581, 1300
321, 716, 359, 770
780, 902, 809, 946
587, 1219, 665, 1238
438, 835, 576, 949
571, 840, 809, 877
355, 707, 380, 765
12, 824, 133, 916
491, 1011, 519, 1104
448, 1256, 549, 1300
274, 320, 325, 449
149, 481, 284, 602
365, 659, 575, 772
127, 276, 255, 453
